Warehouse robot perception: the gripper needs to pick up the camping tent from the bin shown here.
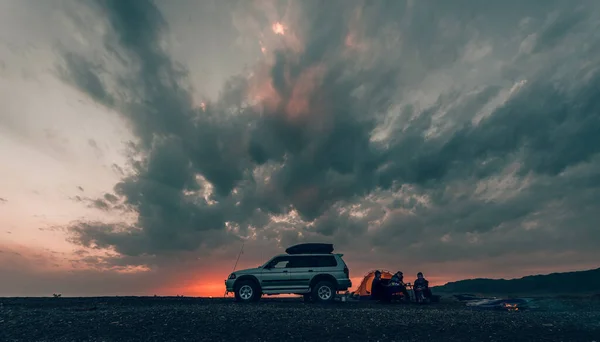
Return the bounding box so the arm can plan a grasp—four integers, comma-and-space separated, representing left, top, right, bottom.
351, 269, 395, 299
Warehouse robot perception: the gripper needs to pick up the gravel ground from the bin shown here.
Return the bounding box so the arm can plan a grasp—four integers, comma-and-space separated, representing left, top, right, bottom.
1, 296, 599, 342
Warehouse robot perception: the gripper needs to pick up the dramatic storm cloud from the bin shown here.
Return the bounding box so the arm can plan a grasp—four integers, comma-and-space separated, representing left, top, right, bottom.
62, 0, 600, 264
2, 0, 600, 295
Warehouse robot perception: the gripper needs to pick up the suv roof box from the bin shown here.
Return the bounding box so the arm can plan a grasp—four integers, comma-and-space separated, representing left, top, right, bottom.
285, 243, 334, 255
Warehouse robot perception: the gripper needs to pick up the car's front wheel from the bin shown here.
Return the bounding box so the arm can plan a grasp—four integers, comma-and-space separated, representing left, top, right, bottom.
312, 281, 336, 303
234, 280, 261, 302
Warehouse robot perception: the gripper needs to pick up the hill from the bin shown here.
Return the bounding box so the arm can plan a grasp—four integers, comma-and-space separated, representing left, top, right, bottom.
432, 267, 600, 296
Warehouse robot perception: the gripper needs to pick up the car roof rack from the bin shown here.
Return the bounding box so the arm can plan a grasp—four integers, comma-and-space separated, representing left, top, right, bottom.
285, 243, 334, 255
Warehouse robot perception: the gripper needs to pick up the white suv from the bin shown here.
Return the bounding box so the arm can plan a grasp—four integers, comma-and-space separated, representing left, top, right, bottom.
225, 244, 351, 303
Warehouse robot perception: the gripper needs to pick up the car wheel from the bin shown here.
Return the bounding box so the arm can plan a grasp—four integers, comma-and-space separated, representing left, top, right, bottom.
234, 280, 260, 302
312, 281, 335, 303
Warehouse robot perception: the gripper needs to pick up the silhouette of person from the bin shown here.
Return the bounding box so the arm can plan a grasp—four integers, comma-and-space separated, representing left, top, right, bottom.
370, 270, 384, 300
413, 272, 432, 302
387, 271, 410, 301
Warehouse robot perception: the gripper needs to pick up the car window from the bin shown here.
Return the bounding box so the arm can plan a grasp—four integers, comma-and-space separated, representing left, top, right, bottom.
287, 256, 310, 268
269, 257, 290, 268
316, 256, 337, 267
286, 256, 337, 268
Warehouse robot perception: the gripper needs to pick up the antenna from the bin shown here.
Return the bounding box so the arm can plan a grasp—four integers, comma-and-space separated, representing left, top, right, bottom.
232, 240, 245, 273
224, 241, 245, 298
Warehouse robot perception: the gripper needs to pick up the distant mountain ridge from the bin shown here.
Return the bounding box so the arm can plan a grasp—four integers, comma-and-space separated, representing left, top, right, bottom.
433, 267, 600, 295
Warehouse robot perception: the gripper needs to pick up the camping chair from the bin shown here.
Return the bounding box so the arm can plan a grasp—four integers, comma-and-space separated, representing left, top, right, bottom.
412, 287, 433, 303
389, 282, 413, 302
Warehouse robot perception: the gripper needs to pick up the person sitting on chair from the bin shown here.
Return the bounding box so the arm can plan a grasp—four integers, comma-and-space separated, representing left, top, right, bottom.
386, 271, 410, 301
413, 272, 432, 302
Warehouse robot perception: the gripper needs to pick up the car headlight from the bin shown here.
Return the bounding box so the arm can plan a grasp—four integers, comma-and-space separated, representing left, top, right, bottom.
228, 273, 236, 279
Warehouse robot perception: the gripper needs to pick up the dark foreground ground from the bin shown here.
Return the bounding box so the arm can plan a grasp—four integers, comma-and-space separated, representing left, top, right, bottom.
1, 296, 599, 342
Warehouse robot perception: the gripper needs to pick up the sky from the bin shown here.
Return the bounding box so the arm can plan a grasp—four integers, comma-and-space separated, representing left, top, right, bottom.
1, 0, 600, 297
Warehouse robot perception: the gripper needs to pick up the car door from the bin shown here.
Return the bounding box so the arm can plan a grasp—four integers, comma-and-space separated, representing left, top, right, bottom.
260, 256, 292, 290
287, 256, 317, 290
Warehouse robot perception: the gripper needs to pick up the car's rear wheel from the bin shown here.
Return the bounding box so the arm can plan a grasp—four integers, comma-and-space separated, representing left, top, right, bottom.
312, 281, 335, 303
234, 280, 260, 302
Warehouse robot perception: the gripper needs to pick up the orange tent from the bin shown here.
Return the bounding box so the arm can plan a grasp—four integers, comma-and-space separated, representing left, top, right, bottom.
351, 269, 395, 298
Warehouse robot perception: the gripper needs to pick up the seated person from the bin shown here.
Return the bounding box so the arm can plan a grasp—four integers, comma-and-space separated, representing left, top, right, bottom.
386, 271, 410, 301
388, 271, 404, 286
413, 272, 432, 302
370, 270, 385, 300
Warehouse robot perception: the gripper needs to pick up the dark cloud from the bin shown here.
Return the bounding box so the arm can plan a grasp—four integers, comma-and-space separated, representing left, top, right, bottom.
0, 197, 7, 203
57, 51, 114, 107
88, 139, 104, 158
90, 198, 110, 211
70, 193, 128, 212
59, 0, 600, 274
111, 163, 125, 176
104, 193, 119, 203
